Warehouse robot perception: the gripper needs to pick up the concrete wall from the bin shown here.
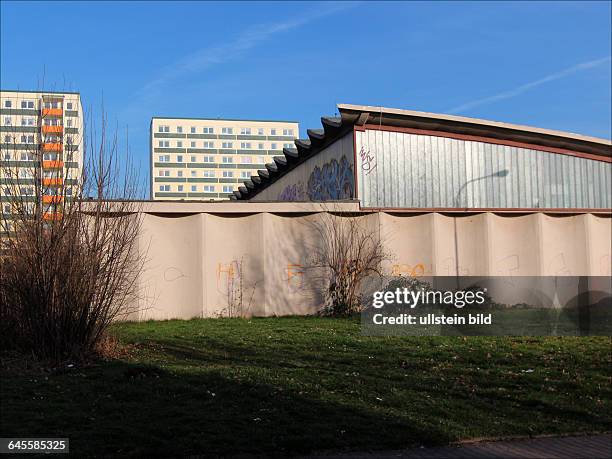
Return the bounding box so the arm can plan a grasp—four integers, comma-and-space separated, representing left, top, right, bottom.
132, 203, 611, 320
251, 132, 355, 201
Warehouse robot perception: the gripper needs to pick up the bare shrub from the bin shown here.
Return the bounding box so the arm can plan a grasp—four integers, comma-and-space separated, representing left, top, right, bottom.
307, 210, 390, 316
218, 257, 257, 318
0, 101, 144, 362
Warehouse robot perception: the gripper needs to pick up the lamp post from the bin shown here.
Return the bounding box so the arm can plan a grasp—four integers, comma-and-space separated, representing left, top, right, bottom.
453, 169, 509, 288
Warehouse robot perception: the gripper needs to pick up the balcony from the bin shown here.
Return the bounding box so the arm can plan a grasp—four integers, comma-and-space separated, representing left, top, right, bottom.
42, 177, 64, 186
42, 160, 64, 169
42, 125, 63, 134
42, 195, 63, 204
42, 108, 63, 117
43, 211, 62, 221
42, 143, 62, 152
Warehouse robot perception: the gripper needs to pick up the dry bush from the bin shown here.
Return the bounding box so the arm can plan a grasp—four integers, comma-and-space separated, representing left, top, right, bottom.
0, 103, 144, 362
307, 210, 390, 316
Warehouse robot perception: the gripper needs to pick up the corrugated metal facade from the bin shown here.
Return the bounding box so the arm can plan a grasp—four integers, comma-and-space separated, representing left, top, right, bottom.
356, 129, 611, 209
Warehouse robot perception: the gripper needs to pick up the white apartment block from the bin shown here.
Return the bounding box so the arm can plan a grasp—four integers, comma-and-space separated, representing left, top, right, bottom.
0, 90, 84, 230
150, 117, 299, 200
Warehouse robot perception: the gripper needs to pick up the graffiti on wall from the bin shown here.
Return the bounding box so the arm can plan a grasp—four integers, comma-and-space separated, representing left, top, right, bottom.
278, 182, 305, 201
307, 155, 354, 201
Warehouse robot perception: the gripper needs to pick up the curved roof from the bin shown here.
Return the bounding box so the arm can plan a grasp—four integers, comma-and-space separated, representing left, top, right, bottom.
233, 104, 612, 200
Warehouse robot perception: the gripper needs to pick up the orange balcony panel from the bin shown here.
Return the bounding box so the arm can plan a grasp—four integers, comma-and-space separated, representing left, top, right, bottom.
42, 160, 64, 169
42, 177, 64, 186
43, 212, 62, 221
42, 108, 63, 117
42, 195, 63, 204
42, 143, 62, 152
42, 125, 63, 134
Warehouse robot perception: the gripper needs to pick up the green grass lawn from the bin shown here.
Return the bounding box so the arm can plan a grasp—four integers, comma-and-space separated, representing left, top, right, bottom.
1, 317, 610, 457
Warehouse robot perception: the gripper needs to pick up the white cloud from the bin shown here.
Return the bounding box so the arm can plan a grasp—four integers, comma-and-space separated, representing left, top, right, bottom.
137, 2, 357, 98
447, 56, 612, 114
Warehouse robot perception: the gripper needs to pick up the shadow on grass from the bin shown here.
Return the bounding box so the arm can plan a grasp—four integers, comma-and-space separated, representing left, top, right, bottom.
0, 358, 444, 458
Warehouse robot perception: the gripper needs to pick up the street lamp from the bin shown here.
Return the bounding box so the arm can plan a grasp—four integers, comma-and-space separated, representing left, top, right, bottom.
453, 169, 510, 287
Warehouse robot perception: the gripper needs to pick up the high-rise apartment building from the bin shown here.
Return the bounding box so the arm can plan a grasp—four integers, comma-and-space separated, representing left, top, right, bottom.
150, 117, 299, 200
0, 90, 84, 230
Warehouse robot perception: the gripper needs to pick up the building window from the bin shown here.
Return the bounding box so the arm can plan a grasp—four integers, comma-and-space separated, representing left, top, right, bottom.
191, 156, 197, 162
222, 171, 233, 178
66, 102, 73, 110
177, 170, 183, 177
204, 185, 215, 192
240, 128, 251, 135
222, 142, 233, 149
158, 125, 170, 133
241, 171, 250, 178
222, 127, 233, 134
203, 170, 215, 177
203, 127, 214, 134
21, 100, 34, 109
66, 119, 73, 127
20, 152, 34, 161
271, 143, 277, 150
203, 156, 214, 163
191, 170, 197, 177
4, 100, 11, 108
190, 141, 196, 148
158, 140, 170, 148
4, 135, 11, 143
4, 117, 12, 126
283, 129, 294, 136
158, 170, 170, 177
240, 142, 251, 149
21, 117, 35, 126
158, 155, 170, 162
283, 143, 293, 149
177, 126, 183, 133
241, 156, 252, 164
190, 127, 196, 133
178, 185, 184, 192
159, 185, 170, 192
258, 143, 264, 150
177, 155, 183, 162
223, 185, 233, 193
204, 141, 214, 148
257, 128, 264, 135
177, 141, 183, 148
191, 185, 197, 192
270, 129, 277, 135
222, 156, 233, 163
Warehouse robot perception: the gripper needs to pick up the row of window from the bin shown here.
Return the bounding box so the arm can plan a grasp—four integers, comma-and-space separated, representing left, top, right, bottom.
2, 152, 75, 161
157, 125, 295, 136
157, 140, 293, 150
4, 134, 75, 144
2, 100, 75, 110
157, 154, 267, 164
158, 169, 253, 178
2, 117, 76, 127
2, 187, 73, 197
158, 184, 234, 193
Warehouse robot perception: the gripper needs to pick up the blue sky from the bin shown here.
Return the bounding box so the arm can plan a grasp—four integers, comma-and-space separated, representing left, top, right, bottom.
1, 1, 610, 192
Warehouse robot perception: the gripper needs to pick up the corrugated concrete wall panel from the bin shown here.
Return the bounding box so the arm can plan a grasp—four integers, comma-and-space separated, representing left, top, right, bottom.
130, 211, 610, 319
138, 213, 204, 320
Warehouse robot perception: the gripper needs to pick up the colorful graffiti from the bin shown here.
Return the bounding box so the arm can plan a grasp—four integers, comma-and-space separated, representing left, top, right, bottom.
278, 182, 305, 201
307, 155, 354, 201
